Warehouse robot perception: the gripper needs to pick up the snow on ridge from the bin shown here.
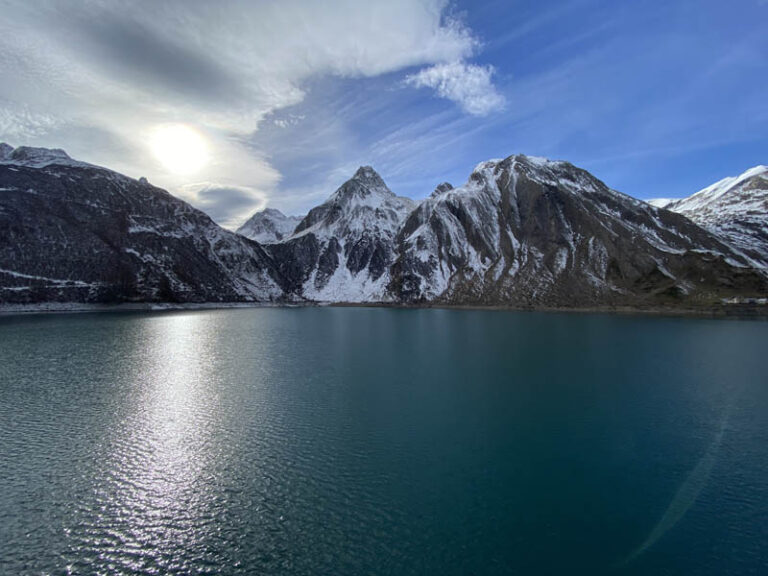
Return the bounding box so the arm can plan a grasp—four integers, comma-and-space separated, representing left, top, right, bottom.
289, 166, 414, 242
669, 165, 768, 213
237, 207, 304, 244
647, 198, 679, 209
0, 144, 96, 170
656, 164, 768, 269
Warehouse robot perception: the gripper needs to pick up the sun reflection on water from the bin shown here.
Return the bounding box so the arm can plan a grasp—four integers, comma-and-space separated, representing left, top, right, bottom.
74, 312, 226, 574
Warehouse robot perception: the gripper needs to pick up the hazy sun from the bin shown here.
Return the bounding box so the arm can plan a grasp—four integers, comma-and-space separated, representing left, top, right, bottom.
150, 124, 209, 175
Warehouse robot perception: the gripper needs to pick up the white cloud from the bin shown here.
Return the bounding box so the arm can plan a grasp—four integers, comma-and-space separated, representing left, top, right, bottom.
0, 0, 484, 226
179, 182, 268, 230
406, 61, 505, 116
0, 106, 61, 140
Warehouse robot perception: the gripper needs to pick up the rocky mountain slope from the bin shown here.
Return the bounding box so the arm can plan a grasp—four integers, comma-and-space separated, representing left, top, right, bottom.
658, 166, 768, 268
387, 155, 765, 306
1, 144, 765, 308
266, 166, 415, 302
237, 208, 303, 244
0, 145, 284, 304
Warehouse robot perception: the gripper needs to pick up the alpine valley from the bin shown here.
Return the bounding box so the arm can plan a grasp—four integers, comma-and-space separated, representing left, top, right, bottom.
1, 143, 766, 310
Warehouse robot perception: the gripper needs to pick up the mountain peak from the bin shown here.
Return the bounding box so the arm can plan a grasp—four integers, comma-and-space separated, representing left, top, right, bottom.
668, 164, 768, 214
237, 207, 304, 244
261, 207, 287, 217
11, 145, 71, 162
347, 165, 390, 193
0, 144, 93, 169
326, 166, 394, 206
516, 154, 557, 166
292, 164, 413, 247
353, 165, 382, 181
661, 164, 768, 268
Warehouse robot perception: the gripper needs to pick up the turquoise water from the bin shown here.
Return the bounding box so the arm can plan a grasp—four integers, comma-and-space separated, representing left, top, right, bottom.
0, 308, 766, 575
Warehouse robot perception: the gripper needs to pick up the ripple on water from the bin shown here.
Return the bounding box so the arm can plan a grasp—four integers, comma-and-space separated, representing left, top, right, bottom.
1, 309, 767, 575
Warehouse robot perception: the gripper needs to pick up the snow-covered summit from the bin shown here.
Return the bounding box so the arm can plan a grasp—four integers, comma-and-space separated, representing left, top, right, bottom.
666, 165, 767, 214
2, 145, 765, 307
320, 165, 399, 207
266, 166, 416, 302
391, 152, 756, 304
663, 165, 768, 267
0, 144, 94, 169
349, 165, 389, 190
237, 207, 303, 244
0, 146, 284, 304
293, 166, 414, 239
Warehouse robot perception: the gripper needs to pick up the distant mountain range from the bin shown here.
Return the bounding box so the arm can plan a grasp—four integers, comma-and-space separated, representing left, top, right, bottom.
1, 143, 766, 309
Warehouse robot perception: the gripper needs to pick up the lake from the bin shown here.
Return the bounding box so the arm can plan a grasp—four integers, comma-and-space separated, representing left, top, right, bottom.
1, 308, 766, 575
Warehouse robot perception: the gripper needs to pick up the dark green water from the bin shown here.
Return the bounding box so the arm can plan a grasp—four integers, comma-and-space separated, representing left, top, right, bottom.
0, 308, 766, 575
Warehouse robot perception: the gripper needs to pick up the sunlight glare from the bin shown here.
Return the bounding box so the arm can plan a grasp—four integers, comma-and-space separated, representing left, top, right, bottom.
150, 124, 210, 175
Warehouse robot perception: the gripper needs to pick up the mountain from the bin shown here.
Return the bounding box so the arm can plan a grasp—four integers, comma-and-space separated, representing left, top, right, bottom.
0, 143, 95, 169
237, 208, 303, 244
0, 145, 284, 304
2, 144, 765, 310
662, 166, 768, 268
388, 155, 765, 306
267, 166, 415, 301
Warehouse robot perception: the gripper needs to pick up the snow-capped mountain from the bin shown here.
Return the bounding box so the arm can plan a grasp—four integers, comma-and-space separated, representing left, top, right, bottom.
0, 144, 284, 304
1, 143, 765, 308
388, 155, 764, 306
237, 208, 303, 244
267, 166, 415, 301
662, 166, 768, 268
0, 144, 96, 169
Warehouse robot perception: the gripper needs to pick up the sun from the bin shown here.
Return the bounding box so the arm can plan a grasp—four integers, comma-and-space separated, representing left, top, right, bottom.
150, 124, 210, 175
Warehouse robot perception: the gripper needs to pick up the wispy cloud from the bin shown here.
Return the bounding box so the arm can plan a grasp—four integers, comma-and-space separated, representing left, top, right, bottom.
180, 182, 268, 229
0, 0, 485, 226
406, 61, 505, 116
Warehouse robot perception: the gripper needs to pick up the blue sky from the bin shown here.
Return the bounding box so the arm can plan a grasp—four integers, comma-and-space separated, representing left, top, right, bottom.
0, 0, 765, 226
256, 0, 768, 212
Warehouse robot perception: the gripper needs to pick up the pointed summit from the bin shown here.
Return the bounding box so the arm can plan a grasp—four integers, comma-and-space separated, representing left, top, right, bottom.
272, 165, 415, 302
351, 165, 387, 187
296, 166, 406, 235
329, 165, 393, 204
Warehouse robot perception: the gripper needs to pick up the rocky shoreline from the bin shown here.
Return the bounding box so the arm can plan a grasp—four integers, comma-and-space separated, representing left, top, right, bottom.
3, 299, 767, 320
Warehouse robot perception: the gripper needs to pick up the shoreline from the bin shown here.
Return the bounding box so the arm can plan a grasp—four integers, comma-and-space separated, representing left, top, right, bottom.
1, 299, 767, 320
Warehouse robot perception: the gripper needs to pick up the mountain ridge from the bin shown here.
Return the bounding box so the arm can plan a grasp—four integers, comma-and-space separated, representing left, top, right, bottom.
661, 165, 768, 268
0, 143, 287, 304
1, 143, 766, 309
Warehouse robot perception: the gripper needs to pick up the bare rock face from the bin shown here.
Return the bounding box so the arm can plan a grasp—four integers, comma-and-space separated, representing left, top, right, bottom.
431, 182, 453, 198
663, 166, 768, 269
0, 144, 285, 304
388, 155, 766, 306
1, 143, 765, 308
237, 208, 303, 244
267, 166, 415, 302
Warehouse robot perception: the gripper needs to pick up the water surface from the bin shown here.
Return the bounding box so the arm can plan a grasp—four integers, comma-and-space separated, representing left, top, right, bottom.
1, 308, 766, 575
